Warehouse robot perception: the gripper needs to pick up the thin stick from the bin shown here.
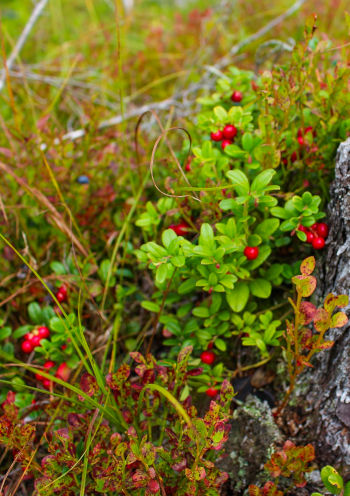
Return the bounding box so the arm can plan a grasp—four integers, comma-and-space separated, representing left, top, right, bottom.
0, 0, 48, 92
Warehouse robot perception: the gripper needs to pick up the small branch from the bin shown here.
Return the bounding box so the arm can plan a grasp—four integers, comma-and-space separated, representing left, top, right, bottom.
0, 0, 48, 92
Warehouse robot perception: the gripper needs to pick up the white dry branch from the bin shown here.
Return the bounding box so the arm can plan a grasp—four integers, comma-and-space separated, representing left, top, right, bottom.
0, 0, 48, 92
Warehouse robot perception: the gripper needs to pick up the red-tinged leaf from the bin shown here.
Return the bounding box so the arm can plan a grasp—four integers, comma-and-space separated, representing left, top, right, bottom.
172, 459, 187, 472
147, 479, 160, 493
299, 301, 317, 324
313, 308, 330, 333
248, 485, 262, 496
297, 356, 313, 368
300, 256, 315, 276
80, 373, 98, 397
318, 340, 334, 350
130, 352, 146, 364
302, 444, 315, 462
292, 275, 317, 297
331, 311, 348, 328
283, 440, 295, 450
324, 293, 349, 312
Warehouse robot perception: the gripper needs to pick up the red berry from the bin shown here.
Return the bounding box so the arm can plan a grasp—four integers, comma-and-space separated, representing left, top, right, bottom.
185, 163, 191, 172
169, 222, 189, 236
44, 361, 55, 369
312, 237, 325, 250
24, 332, 34, 341
215, 263, 220, 269
58, 285, 67, 296
221, 139, 233, 150
231, 91, 242, 102
297, 136, 305, 146
207, 342, 213, 349
222, 124, 237, 140
316, 222, 329, 238
206, 387, 218, 398
306, 231, 315, 244
21, 340, 33, 353
291, 151, 298, 162
298, 225, 308, 233
56, 291, 66, 303
200, 351, 215, 365
31, 335, 42, 348
42, 379, 52, 390
37, 326, 50, 339
210, 130, 223, 142
244, 246, 259, 260
55, 362, 71, 381
35, 372, 44, 381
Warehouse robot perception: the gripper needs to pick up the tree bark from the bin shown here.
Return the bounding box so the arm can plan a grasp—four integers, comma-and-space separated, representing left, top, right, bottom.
301, 137, 350, 469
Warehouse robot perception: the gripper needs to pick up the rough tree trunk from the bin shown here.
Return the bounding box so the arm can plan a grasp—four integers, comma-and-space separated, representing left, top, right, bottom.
301, 137, 350, 469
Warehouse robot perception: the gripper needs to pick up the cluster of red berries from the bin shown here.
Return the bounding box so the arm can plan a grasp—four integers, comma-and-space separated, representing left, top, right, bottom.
200, 348, 218, 397
244, 246, 259, 260
56, 284, 68, 303
210, 124, 238, 150
21, 326, 50, 353
298, 222, 328, 250
35, 361, 70, 390
169, 222, 190, 236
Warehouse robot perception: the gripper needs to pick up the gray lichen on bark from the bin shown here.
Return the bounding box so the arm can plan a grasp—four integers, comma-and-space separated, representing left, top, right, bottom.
301, 137, 350, 468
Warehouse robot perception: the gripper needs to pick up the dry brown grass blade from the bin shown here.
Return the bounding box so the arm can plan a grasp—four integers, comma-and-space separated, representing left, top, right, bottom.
0, 161, 88, 257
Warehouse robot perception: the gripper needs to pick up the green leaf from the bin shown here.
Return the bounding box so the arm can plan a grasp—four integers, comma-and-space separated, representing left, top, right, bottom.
199, 223, 215, 249
270, 206, 289, 219
320, 466, 343, 495
28, 302, 43, 325
226, 170, 250, 195
141, 301, 160, 313
50, 261, 66, 275
178, 278, 196, 295
98, 259, 112, 284
249, 279, 272, 298
192, 307, 210, 318
162, 229, 177, 248
249, 245, 272, 270
344, 481, 350, 496
242, 133, 254, 151
255, 219, 280, 239
156, 264, 168, 284
171, 256, 185, 267
251, 169, 276, 193
13, 325, 31, 339
226, 283, 250, 312
0, 327, 11, 340
213, 105, 227, 121
215, 338, 226, 351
